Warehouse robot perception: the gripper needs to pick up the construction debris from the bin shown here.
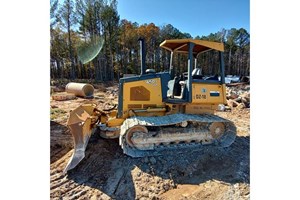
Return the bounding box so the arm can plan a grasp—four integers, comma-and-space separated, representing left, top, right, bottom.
225, 84, 250, 110
50, 86, 65, 93
51, 92, 76, 101
225, 75, 250, 85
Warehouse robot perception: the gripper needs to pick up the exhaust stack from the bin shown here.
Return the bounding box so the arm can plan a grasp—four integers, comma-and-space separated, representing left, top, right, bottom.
138, 38, 146, 75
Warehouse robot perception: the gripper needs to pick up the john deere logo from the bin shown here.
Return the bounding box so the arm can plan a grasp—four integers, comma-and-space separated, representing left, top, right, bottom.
201, 88, 207, 93
145, 79, 157, 86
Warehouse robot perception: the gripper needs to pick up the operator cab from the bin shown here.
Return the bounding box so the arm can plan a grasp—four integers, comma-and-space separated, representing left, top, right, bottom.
159, 39, 225, 103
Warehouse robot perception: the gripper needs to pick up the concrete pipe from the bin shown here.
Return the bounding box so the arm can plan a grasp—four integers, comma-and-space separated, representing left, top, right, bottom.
65, 82, 94, 98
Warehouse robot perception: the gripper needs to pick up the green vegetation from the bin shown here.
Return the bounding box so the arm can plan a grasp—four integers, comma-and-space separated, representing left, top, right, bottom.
50, 108, 67, 120
50, 0, 250, 81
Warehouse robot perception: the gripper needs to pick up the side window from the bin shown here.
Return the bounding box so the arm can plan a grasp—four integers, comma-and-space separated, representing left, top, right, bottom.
196, 50, 221, 82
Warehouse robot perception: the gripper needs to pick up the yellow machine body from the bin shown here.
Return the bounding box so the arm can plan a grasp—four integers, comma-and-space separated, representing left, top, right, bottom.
191, 83, 227, 104
122, 78, 166, 118
118, 81, 227, 117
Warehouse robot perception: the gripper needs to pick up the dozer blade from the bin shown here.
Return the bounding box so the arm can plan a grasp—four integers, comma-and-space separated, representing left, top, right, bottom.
63, 104, 98, 173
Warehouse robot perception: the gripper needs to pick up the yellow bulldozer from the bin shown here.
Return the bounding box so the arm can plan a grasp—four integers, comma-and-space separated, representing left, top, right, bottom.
64, 38, 237, 173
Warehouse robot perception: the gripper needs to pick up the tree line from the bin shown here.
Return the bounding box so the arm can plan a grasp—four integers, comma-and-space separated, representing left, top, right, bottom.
50, 0, 250, 81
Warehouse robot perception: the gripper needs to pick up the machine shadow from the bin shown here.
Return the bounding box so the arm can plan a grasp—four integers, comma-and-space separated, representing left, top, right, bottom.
67, 135, 249, 199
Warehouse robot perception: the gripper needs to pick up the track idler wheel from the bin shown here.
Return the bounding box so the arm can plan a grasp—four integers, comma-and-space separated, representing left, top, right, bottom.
124, 125, 154, 150
210, 122, 236, 147
209, 122, 225, 139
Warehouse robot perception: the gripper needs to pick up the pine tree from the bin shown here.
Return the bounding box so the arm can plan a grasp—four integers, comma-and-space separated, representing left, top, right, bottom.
60, 0, 77, 79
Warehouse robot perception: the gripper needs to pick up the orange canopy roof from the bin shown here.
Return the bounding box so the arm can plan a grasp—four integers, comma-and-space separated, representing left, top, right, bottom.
159, 39, 224, 55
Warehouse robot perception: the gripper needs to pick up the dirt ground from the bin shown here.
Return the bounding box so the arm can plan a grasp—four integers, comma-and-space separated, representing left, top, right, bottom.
50, 83, 250, 200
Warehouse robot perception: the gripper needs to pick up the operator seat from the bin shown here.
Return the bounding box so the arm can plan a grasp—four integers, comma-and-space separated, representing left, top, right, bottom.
192, 68, 203, 79
173, 73, 182, 96
167, 72, 183, 98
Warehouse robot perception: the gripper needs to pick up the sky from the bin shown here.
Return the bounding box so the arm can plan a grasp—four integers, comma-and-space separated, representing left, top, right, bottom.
117, 0, 249, 38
